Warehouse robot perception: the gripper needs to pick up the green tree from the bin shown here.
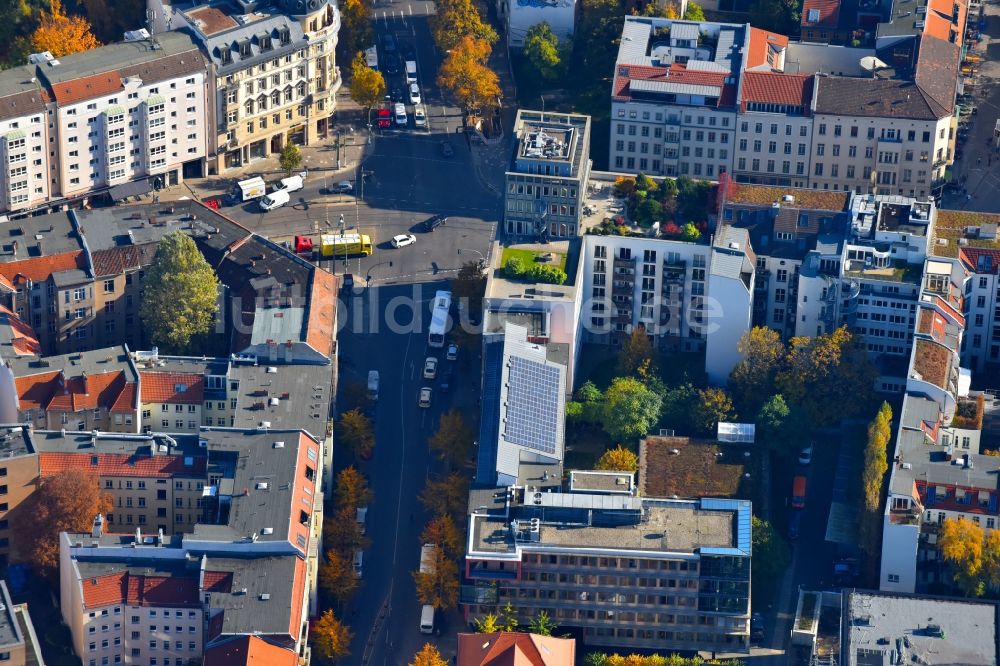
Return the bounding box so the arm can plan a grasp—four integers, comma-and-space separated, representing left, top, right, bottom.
0, 0, 31, 66
692, 387, 735, 436
660, 382, 698, 434
752, 516, 790, 583
595, 445, 639, 472
574, 0, 625, 89
684, 1, 706, 19
750, 0, 801, 34
337, 409, 375, 458
528, 610, 557, 636
602, 377, 662, 442
618, 326, 655, 377
756, 394, 801, 457
863, 402, 893, 514
568, 381, 604, 426
350, 51, 387, 110
278, 141, 302, 176
679, 222, 701, 242
523, 22, 564, 80
139, 231, 219, 354
635, 198, 664, 227
675, 176, 713, 223
473, 613, 501, 633
729, 327, 786, 416
429, 409, 474, 468
499, 602, 519, 631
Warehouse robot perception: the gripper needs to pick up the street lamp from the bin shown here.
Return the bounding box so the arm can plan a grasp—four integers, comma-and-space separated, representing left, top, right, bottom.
458, 248, 487, 272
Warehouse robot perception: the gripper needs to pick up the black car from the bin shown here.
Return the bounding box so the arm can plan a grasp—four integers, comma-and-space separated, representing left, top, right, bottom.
440, 365, 453, 393
788, 508, 803, 540
381, 33, 397, 53
385, 54, 400, 75
750, 613, 765, 644
424, 215, 447, 232
342, 273, 354, 291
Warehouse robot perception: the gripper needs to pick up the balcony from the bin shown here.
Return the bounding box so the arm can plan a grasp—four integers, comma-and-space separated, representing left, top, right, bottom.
614, 256, 636, 268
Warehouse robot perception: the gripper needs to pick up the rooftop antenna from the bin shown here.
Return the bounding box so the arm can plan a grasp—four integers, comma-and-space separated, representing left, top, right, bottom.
145, 7, 161, 48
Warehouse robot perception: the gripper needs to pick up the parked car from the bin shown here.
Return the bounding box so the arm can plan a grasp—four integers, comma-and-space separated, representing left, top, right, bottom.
439, 141, 454, 158
414, 105, 427, 127
423, 356, 438, 379
391, 234, 416, 248
798, 444, 813, 465
409, 83, 421, 105
381, 33, 397, 53
788, 509, 803, 540
750, 613, 765, 643
385, 54, 400, 74
331, 181, 353, 194
418, 387, 432, 408
377, 106, 392, 129
446, 343, 458, 361
394, 103, 407, 127
440, 365, 453, 393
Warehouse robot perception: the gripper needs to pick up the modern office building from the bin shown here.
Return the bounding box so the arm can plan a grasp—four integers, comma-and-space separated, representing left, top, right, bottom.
504, 110, 591, 239
175, 0, 341, 173
462, 486, 752, 653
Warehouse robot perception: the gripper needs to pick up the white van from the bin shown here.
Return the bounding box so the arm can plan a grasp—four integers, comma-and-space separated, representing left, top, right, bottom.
367, 370, 379, 401
419, 604, 434, 634
259, 188, 290, 211
278, 172, 305, 193
405, 60, 417, 84
352, 550, 363, 578
233, 176, 266, 202
394, 103, 407, 126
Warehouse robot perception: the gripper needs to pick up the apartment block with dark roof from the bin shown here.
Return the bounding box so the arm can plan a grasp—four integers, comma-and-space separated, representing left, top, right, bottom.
0, 66, 52, 216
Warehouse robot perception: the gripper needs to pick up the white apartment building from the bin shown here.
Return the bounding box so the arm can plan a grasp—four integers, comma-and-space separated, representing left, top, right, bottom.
0, 69, 51, 215
960, 246, 1000, 374
578, 227, 754, 383
36, 31, 209, 200
177, 0, 340, 173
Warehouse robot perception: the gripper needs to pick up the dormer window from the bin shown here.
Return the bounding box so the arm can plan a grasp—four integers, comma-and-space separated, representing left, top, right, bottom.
239, 40, 252, 59
260, 35, 272, 51
807, 8, 820, 21
279, 28, 291, 46
221, 49, 232, 65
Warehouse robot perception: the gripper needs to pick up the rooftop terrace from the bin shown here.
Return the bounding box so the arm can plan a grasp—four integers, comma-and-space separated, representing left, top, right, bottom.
931, 210, 1000, 258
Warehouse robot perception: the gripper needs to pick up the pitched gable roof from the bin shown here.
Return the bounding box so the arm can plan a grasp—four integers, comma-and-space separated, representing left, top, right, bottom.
204, 636, 298, 666
746, 28, 789, 70
457, 632, 575, 666
801, 0, 842, 29
139, 371, 205, 405
740, 72, 813, 110
81, 572, 200, 609
48, 72, 124, 106
0, 252, 86, 285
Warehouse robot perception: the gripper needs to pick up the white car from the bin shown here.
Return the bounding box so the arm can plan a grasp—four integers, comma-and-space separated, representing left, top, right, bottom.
331, 181, 353, 193
798, 444, 814, 466
423, 356, 438, 379
418, 387, 432, 408
391, 234, 416, 248
446, 343, 458, 361
414, 104, 427, 127
409, 83, 421, 105
394, 102, 407, 126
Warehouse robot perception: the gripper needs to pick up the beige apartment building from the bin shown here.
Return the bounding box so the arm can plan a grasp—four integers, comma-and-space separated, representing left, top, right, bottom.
0, 70, 52, 215
0, 426, 42, 566
177, 0, 341, 173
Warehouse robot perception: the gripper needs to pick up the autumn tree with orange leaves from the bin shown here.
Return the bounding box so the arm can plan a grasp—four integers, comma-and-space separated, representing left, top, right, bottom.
311, 609, 352, 662
436, 36, 501, 112
30, 0, 100, 59
23, 468, 111, 573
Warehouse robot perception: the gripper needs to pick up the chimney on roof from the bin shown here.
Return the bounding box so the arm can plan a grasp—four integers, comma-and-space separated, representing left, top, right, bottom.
92, 513, 104, 538
81, 371, 89, 396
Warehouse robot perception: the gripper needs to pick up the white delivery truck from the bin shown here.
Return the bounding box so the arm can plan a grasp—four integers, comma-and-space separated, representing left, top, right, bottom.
233, 176, 267, 202
259, 188, 290, 211
367, 370, 380, 401
405, 60, 417, 84
419, 543, 437, 634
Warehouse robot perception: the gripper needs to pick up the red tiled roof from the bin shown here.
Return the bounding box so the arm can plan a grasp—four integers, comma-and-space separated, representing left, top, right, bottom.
139, 371, 205, 405
288, 558, 306, 638
16, 369, 137, 414
0, 305, 41, 356
82, 572, 200, 609
801, 0, 841, 29
0, 251, 85, 285
960, 247, 1000, 275
204, 636, 298, 666
746, 28, 790, 69
740, 72, 813, 111
305, 269, 336, 358
457, 632, 576, 666
0, 274, 13, 292
40, 451, 207, 478
203, 571, 233, 593
612, 64, 668, 101
925, 0, 966, 42
49, 73, 124, 106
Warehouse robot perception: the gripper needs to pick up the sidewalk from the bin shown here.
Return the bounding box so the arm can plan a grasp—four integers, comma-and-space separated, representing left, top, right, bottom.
158, 93, 370, 203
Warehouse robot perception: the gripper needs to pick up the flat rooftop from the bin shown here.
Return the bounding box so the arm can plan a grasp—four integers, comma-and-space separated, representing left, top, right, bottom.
0, 582, 21, 650
510, 110, 590, 179
569, 470, 634, 494
640, 436, 755, 500
843, 590, 999, 665
469, 495, 749, 558
0, 425, 34, 458
228, 361, 331, 438
932, 210, 1000, 258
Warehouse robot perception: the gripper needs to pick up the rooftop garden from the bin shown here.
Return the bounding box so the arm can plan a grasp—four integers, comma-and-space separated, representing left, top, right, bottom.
500, 247, 568, 285
931, 210, 1000, 258
952, 394, 985, 431
843, 262, 923, 284
587, 174, 713, 242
